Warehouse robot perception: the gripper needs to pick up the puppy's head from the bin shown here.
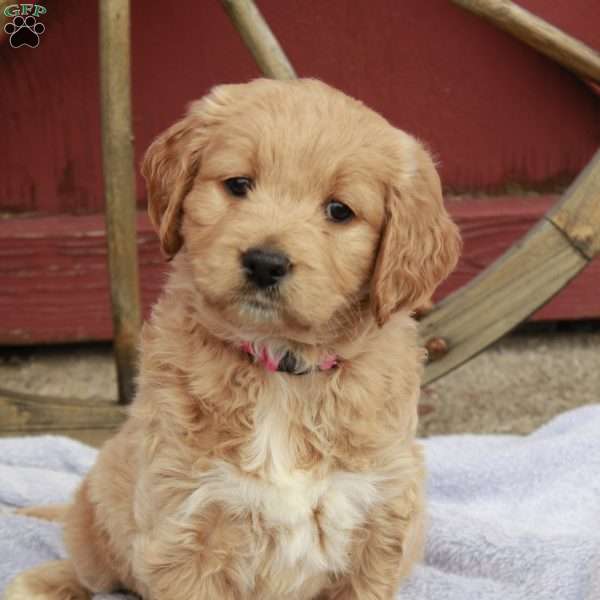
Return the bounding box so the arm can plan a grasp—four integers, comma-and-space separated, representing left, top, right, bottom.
142, 79, 460, 341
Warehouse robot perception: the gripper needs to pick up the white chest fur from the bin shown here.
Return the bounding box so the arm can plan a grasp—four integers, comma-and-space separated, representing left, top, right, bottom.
180, 385, 383, 588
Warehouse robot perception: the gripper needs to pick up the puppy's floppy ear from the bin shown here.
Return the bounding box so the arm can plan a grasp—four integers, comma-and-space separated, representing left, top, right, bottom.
371, 134, 461, 326
141, 86, 235, 258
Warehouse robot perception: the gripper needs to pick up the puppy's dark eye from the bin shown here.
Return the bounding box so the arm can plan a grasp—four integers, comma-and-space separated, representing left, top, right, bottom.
224, 177, 253, 198
325, 199, 355, 223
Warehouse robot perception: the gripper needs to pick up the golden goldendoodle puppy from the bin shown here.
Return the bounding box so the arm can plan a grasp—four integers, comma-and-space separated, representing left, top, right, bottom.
6, 78, 460, 600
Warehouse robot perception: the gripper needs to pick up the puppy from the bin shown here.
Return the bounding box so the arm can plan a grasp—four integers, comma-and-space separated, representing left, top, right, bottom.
5, 78, 460, 600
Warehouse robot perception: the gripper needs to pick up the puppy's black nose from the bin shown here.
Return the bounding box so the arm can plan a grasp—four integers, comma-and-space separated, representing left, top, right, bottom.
241, 247, 291, 288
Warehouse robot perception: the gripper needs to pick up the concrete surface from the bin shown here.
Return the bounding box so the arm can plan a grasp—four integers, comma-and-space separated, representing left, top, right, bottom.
0, 326, 598, 439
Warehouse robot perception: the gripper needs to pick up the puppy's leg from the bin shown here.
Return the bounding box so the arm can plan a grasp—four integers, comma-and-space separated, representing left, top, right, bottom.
142, 546, 239, 600
4, 560, 89, 600
150, 572, 238, 600
17, 504, 69, 522
62, 478, 124, 594
5, 493, 104, 600
324, 483, 425, 600
140, 507, 247, 600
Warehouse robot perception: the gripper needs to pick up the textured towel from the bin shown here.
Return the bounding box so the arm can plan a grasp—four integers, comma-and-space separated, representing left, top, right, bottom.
1, 404, 599, 599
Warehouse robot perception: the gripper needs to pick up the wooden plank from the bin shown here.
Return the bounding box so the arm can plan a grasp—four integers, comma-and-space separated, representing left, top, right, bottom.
220, 0, 296, 79
99, 0, 141, 404
0, 387, 125, 433
0, 198, 599, 345
547, 152, 600, 258
0, 213, 164, 344
422, 151, 600, 385
452, 0, 600, 84
0, 385, 123, 447
422, 220, 586, 384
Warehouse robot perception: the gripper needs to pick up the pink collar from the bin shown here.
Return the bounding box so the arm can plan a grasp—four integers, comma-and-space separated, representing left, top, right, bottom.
239, 341, 338, 375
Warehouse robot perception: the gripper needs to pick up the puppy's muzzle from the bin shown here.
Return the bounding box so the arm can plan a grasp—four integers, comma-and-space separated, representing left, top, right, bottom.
241, 247, 291, 289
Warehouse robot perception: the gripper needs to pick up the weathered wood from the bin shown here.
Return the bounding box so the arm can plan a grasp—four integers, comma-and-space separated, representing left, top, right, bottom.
0, 387, 126, 434
99, 0, 141, 404
220, 0, 296, 79
452, 0, 600, 84
422, 150, 600, 385
546, 152, 600, 259
0, 213, 164, 345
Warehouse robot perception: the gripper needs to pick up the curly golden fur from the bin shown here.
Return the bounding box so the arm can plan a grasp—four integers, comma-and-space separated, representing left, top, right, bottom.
5, 78, 460, 600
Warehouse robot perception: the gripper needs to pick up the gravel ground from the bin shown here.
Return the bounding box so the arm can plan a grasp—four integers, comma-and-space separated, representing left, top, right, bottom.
420, 326, 600, 436
1, 326, 598, 440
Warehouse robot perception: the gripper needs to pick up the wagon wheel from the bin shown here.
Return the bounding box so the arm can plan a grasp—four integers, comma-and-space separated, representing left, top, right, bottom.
222, 0, 600, 386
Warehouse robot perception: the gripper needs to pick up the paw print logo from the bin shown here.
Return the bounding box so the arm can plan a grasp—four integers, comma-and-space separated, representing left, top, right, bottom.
4, 15, 45, 48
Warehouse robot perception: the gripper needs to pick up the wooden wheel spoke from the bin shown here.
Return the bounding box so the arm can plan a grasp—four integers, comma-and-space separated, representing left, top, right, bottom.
451, 0, 600, 84
220, 0, 296, 79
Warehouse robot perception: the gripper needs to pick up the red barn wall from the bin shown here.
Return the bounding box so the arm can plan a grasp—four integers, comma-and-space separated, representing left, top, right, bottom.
0, 0, 599, 343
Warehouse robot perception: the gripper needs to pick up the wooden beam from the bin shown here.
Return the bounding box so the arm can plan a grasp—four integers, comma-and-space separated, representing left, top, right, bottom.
220, 0, 296, 79
547, 156, 600, 259
0, 387, 125, 434
452, 0, 600, 84
422, 150, 600, 385
99, 0, 141, 404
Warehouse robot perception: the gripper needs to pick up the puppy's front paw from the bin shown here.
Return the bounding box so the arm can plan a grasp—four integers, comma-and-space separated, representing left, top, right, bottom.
4, 573, 48, 600
3, 562, 90, 600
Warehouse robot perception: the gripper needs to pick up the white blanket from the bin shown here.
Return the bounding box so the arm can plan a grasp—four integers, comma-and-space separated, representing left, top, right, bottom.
1, 404, 599, 599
